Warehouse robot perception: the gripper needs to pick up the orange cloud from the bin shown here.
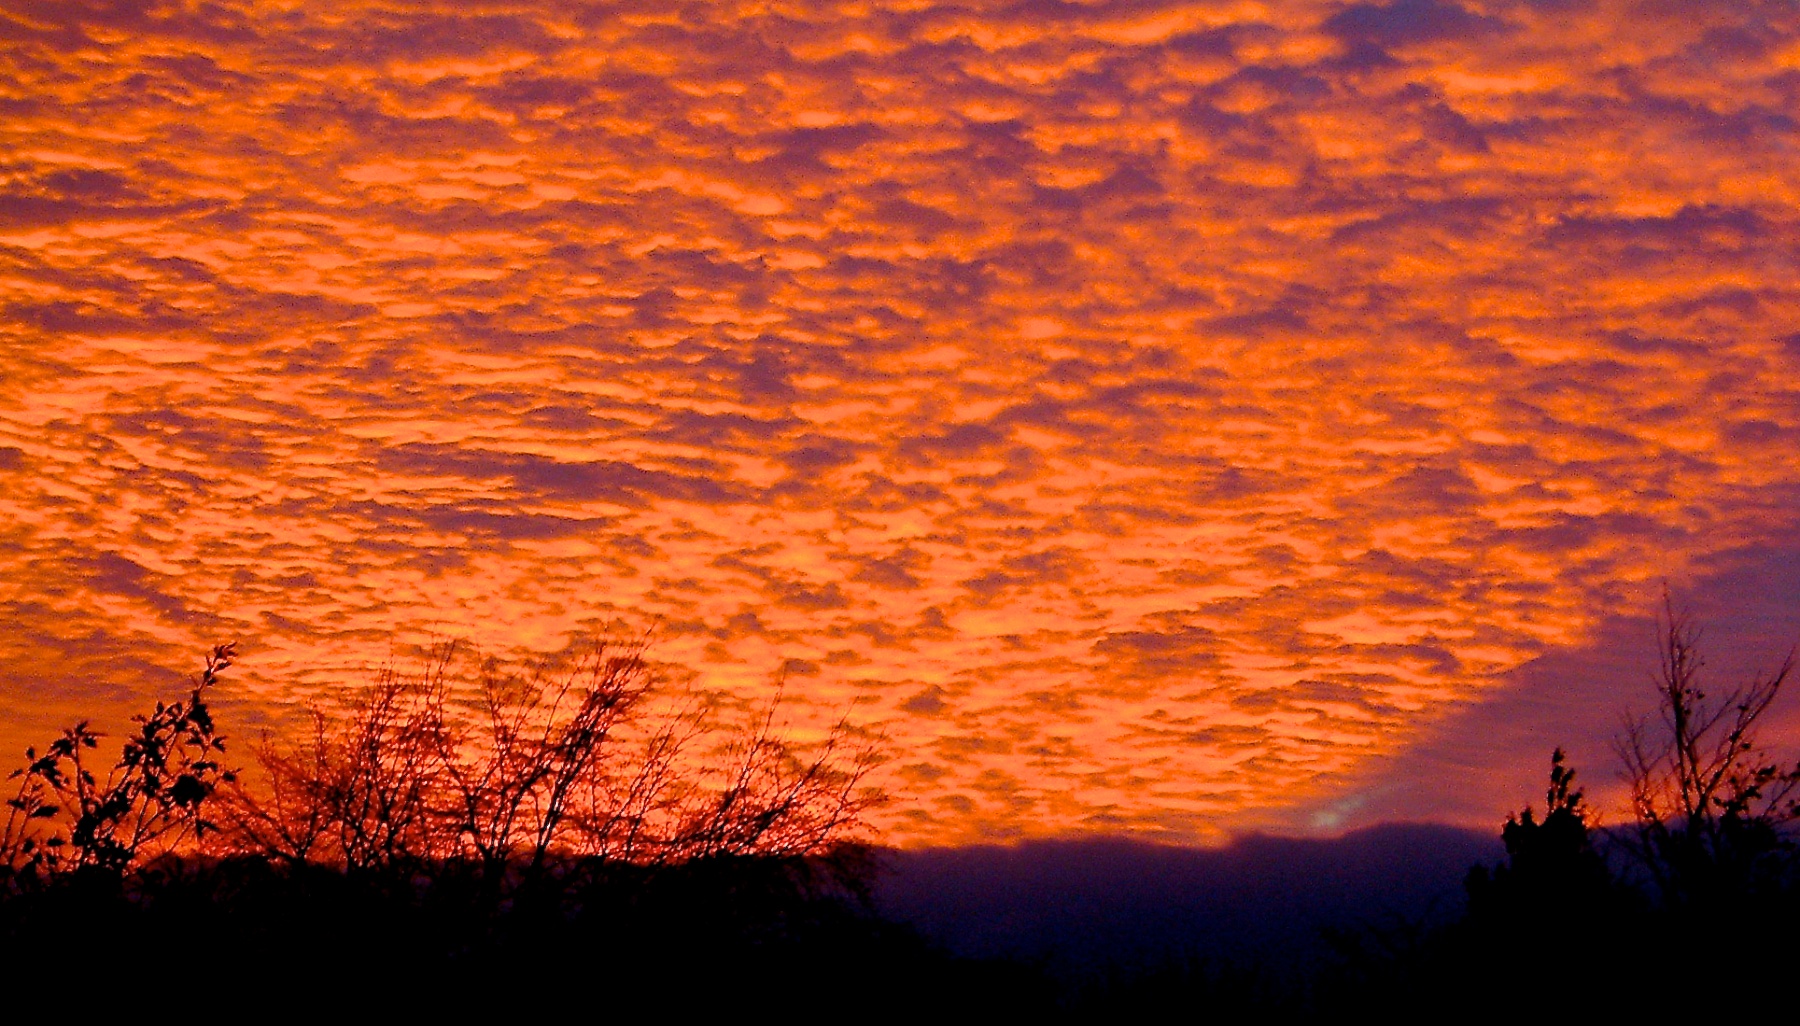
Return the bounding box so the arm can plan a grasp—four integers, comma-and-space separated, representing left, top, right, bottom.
2, 0, 1799, 846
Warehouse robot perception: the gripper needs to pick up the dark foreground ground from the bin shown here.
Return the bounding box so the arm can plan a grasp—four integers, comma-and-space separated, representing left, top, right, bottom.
5, 824, 1798, 1017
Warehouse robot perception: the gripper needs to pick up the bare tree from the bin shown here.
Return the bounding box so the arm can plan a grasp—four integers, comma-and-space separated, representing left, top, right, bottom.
666, 681, 884, 861
1615, 596, 1800, 905
219, 637, 885, 881
435, 640, 660, 878
224, 645, 463, 872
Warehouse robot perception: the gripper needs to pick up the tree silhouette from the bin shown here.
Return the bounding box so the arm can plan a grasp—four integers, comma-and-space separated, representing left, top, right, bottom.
1615, 597, 1800, 908
1465, 748, 1616, 925
1398, 750, 1635, 1018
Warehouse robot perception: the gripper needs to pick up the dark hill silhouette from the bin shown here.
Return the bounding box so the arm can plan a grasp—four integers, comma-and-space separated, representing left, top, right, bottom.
875, 823, 1500, 983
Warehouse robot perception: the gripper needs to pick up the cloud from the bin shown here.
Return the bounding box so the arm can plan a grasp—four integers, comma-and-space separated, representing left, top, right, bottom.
2, 0, 1799, 845
1325, 0, 1509, 49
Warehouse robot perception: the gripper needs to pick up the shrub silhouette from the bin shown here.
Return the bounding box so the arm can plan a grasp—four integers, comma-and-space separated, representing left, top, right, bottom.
217, 637, 885, 882
2, 643, 236, 883
1, 640, 953, 1007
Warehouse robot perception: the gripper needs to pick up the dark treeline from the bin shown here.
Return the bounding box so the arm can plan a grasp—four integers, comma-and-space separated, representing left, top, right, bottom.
5, 605, 1799, 1015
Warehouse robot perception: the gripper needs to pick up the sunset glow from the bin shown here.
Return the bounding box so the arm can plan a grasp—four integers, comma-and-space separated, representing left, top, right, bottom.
4, 0, 1799, 846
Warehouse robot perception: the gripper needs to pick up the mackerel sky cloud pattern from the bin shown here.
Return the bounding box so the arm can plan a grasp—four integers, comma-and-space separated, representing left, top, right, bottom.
3, 0, 1799, 844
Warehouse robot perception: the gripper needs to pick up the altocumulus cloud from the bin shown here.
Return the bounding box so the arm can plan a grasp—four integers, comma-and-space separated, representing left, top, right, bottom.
1, 0, 1798, 843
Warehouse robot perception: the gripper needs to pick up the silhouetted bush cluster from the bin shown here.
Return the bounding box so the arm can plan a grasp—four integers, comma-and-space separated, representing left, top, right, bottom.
0, 642, 1046, 1009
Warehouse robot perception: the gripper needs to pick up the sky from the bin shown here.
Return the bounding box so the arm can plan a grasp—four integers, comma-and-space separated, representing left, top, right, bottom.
3, 0, 1799, 847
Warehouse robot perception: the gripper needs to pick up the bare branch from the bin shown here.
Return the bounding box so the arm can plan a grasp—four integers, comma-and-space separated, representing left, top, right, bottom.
1617, 595, 1800, 905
